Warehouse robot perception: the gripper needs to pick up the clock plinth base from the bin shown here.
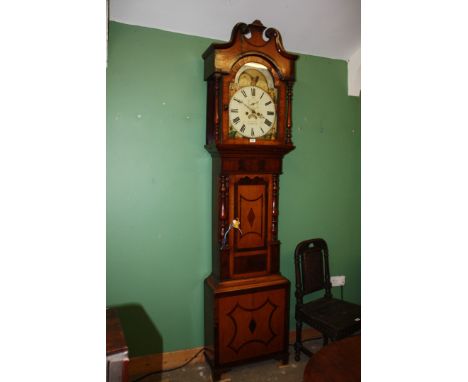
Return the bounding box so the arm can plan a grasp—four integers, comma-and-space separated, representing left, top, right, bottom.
204, 274, 290, 381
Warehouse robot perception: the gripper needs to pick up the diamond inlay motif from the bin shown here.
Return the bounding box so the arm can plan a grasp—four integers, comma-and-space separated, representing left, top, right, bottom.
226, 299, 278, 354
249, 319, 257, 334
247, 208, 256, 227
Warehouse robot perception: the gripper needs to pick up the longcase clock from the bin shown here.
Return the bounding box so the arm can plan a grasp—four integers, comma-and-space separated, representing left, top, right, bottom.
202, 20, 298, 381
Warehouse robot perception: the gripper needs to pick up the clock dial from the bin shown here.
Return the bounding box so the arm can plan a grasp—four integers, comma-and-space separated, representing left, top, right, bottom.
228, 86, 276, 138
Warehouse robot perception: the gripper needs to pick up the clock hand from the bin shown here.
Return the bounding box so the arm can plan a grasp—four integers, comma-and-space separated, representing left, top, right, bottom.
244, 104, 257, 114
237, 99, 257, 114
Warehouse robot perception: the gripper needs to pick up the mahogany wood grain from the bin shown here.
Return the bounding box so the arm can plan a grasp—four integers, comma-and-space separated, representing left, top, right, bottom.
304, 336, 361, 382
204, 275, 290, 367
106, 309, 128, 356
229, 174, 272, 278
106, 309, 129, 382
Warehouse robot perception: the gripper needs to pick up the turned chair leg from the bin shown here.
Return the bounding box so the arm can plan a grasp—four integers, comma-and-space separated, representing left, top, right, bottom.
294, 320, 302, 361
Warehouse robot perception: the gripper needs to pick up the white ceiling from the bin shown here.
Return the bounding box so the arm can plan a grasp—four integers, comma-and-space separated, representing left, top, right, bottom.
110, 0, 361, 61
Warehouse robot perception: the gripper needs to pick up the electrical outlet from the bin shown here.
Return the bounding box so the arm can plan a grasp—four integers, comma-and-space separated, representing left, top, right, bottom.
330, 275, 345, 287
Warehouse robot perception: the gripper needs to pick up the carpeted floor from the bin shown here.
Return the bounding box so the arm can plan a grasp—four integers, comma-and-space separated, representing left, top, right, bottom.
135, 339, 323, 382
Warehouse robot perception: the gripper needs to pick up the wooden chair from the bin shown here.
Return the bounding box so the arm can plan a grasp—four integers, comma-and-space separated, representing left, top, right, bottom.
294, 238, 360, 361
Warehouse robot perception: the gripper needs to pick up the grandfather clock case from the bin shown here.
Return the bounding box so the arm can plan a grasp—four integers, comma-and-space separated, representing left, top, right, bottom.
203, 20, 298, 380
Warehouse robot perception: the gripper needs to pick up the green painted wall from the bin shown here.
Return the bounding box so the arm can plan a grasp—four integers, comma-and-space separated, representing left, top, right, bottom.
107, 21, 360, 355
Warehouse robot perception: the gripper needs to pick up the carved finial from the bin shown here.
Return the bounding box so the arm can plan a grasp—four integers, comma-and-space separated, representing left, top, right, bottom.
240, 20, 267, 45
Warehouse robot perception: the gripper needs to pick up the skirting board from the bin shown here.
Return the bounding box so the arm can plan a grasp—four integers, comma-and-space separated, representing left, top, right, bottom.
128, 327, 321, 378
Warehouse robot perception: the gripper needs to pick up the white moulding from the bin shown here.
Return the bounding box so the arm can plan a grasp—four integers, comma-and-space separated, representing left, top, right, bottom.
348, 47, 361, 97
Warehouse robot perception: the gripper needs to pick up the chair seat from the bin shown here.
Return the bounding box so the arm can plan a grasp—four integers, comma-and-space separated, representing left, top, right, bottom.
297, 297, 361, 340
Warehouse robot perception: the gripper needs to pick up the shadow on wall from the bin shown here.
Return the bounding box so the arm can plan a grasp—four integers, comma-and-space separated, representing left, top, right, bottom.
110, 303, 163, 381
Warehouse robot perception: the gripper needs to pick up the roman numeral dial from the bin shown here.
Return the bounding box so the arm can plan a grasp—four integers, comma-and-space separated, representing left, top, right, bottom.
228, 86, 276, 139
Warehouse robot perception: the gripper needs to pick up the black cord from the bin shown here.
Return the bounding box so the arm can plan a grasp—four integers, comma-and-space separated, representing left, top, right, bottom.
131, 347, 206, 382
132, 336, 324, 381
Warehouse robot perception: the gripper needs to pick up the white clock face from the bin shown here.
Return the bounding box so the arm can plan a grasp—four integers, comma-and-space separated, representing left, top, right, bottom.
228, 86, 276, 138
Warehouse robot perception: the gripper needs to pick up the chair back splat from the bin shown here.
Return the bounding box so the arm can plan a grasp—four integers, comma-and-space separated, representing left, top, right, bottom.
295, 238, 332, 300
